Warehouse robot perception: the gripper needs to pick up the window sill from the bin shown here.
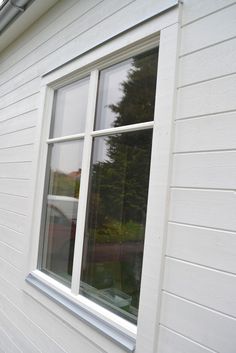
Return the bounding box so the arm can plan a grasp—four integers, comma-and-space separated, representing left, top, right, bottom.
26, 272, 136, 353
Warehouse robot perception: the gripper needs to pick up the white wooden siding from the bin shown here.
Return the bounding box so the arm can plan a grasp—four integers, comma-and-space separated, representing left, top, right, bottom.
0, 0, 178, 352
157, 1, 236, 353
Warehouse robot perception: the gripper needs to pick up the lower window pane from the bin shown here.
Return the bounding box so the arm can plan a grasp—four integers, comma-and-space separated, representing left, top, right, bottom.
40, 140, 83, 285
80, 130, 153, 323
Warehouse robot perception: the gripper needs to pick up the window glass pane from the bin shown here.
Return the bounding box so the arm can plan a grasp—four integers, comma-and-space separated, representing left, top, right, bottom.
51, 77, 89, 138
40, 141, 83, 285
95, 48, 158, 130
80, 129, 153, 323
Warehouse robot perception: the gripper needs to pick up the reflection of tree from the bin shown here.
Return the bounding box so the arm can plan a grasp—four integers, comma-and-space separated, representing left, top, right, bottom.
89, 48, 158, 232
50, 170, 81, 198
83, 48, 158, 319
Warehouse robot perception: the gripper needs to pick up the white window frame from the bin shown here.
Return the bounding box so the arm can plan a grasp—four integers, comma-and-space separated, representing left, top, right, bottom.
24, 7, 179, 353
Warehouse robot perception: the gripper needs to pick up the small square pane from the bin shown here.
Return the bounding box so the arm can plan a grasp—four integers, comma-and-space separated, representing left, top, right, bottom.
95, 48, 158, 130
51, 77, 89, 138
40, 140, 83, 285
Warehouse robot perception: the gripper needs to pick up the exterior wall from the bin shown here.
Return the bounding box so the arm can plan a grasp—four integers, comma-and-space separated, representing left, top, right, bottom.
0, 1, 177, 352
0, 1, 236, 353
158, 1, 236, 353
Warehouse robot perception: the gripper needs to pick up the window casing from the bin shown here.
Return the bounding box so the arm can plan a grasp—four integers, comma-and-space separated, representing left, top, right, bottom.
25, 11, 179, 352
38, 48, 158, 325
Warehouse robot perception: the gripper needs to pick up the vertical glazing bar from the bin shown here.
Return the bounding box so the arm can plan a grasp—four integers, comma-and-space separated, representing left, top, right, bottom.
71, 70, 99, 294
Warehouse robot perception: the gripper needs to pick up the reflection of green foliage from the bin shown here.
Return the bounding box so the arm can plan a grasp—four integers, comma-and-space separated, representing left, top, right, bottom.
93, 220, 145, 244
50, 171, 80, 198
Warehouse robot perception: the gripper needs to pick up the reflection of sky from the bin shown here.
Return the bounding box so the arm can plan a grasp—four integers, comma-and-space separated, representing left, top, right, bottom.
96, 58, 133, 130
51, 141, 83, 174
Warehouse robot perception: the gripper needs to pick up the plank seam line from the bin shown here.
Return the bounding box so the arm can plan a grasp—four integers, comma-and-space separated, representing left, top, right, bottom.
178, 71, 236, 90
0, 108, 37, 124
181, 1, 236, 28
0, 222, 24, 235
0, 161, 32, 165
175, 108, 236, 121
0, 0, 105, 82
173, 148, 236, 155
0, 306, 42, 353
165, 255, 236, 278
0, 92, 39, 112
0, 77, 39, 100
0, 253, 22, 273
162, 290, 236, 321
0, 325, 24, 353
0, 293, 75, 353
0, 190, 28, 198
168, 220, 236, 235
0, 126, 36, 139
159, 324, 219, 353
170, 186, 236, 192
0, 206, 26, 217
0, 240, 22, 254
180, 34, 236, 58
0, 143, 33, 151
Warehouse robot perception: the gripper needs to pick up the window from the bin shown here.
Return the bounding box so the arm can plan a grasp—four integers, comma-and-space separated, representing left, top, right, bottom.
38, 48, 159, 325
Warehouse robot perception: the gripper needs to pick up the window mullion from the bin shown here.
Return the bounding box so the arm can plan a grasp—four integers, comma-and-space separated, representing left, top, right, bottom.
71, 69, 99, 295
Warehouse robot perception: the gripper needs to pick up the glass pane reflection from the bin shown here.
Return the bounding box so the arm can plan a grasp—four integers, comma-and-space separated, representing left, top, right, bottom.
80, 130, 153, 323
51, 77, 89, 138
41, 141, 83, 285
95, 48, 158, 130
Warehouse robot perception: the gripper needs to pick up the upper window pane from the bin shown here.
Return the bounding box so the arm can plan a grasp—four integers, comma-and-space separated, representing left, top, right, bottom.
51, 77, 89, 138
95, 48, 158, 130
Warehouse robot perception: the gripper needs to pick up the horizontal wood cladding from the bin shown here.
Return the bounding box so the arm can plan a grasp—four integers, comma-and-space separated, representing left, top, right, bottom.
180, 3, 236, 55
179, 37, 236, 87
163, 257, 236, 317
0, 209, 26, 234
166, 222, 236, 274
172, 151, 236, 189
174, 112, 236, 152
160, 293, 236, 353
158, 326, 215, 353
181, 0, 236, 26
176, 74, 236, 119
169, 188, 236, 232
0, 162, 32, 179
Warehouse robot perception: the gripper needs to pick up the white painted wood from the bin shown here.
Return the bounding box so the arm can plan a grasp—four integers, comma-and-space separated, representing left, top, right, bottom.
163, 257, 236, 317
0, 209, 26, 234
174, 112, 236, 152
0, 243, 23, 271
0, 193, 28, 215
0, 326, 23, 353
0, 128, 35, 150
158, 326, 216, 353
136, 22, 179, 353
0, 257, 22, 289
160, 293, 236, 353
0, 224, 24, 251
181, 0, 236, 26
179, 37, 236, 86
0, 95, 39, 122
176, 74, 236, 119
0, 145, 33, 163
0, 111, 37, 136
181, 3, 236, 55
0, 78, 39, 110
169, 188, 236, 232
166, 222, 236, 274
0, 162, 32, 179
172, 151, 236, 189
